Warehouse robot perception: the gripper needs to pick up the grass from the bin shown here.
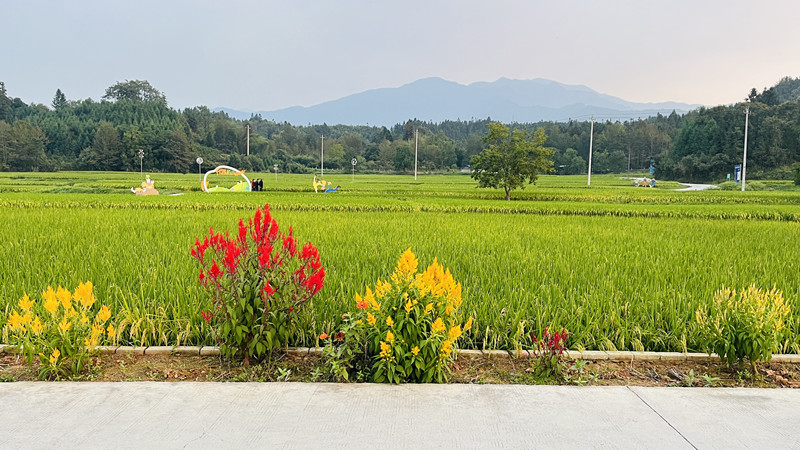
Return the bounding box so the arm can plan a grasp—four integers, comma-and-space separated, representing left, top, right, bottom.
1, 171, 799, 353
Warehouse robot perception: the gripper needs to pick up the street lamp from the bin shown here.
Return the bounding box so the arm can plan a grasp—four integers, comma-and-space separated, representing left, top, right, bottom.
351, 157, 357, 182
274, 163, 279, 182
138, 149, 144, 178
196, 157, 204, 185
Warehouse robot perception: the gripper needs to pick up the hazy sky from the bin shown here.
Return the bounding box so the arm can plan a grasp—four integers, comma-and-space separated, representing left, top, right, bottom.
3, 0, 799, 112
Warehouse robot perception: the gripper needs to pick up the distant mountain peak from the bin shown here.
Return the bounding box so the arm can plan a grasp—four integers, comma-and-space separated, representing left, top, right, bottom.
215, 78, 700, 125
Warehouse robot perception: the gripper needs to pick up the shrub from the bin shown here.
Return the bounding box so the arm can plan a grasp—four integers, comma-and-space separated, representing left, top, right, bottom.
792, 162, 800, 186
192, 203, 325, 365
321, 248, 471, 383
3, 282, 114, 379
696, 285, 791, 370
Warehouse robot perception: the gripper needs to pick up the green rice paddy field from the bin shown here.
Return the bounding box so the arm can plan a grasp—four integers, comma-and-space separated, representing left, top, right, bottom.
2, 171, 800, 353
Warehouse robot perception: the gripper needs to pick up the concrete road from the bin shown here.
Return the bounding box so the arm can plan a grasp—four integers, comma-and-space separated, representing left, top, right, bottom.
676, 183, 716, 191
0, 383, 797, 449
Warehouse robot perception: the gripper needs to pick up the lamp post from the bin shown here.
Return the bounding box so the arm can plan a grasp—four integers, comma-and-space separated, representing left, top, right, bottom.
351, 158, 357, 182
196, 157, 204, 185
274, 163, 279, 182
138, 149, 144, 178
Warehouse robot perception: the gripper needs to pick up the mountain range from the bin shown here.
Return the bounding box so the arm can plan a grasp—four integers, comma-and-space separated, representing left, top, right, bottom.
215, 77, 701, 126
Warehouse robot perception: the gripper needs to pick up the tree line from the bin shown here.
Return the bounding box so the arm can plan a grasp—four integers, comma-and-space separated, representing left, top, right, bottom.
0, 77, 798, 181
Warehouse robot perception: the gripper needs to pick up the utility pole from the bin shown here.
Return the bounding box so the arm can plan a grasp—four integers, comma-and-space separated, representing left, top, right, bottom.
587, 116, 594, 186
742, 106, 749, 192
320, 134, 324, 176
414, 129, 418, 180
246, 125, 250, 157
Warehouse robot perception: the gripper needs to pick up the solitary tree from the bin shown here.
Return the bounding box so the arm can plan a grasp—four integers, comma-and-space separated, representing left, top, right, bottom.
103, 80, 166, 104
470, 122, 553, 200
52, 89, 67, 110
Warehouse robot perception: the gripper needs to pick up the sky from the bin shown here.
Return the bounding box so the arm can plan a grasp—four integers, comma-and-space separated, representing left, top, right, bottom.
3, 0, 800, 112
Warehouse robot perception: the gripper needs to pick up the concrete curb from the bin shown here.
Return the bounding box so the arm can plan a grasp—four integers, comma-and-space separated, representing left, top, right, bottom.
3, 343, 800, 363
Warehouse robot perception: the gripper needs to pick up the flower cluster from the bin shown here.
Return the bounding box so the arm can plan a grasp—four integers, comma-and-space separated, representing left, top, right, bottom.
531, 327, 569, 358
322, 248, 471, 383
4, 282, 114, 379
697, 285, 791, 369
192, 203, 325, 365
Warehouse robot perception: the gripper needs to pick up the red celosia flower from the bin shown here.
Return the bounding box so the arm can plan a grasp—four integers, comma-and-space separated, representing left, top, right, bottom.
300, 242, 320, 263
304, 267, 325, 295
200, 311, 213, 324
294, 267, 307, 284
282, 227, 297, 257
209, 260, 221, 280
238, 219, 247, 244
222, 239, 241, 274
334, 332, 344, 342
198, 269, 205, 284
262, 281, 276, 298
268, 220, 279, 241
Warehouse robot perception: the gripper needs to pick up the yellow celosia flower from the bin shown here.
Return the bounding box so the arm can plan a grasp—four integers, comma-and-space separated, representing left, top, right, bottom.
386, 316, 394, 328
64, 307, 77, 319
43, 286, 58, 314
367, 312, 376, 326
58, 317, 72, 333
404, 300, 414, 313
375, 279, 392, 299
107, 324, 116, 338
80, 313, 89, 325
97, 305, 112, 322
30, 316, 44, 334
7, 310, 25, 330
386, 330, 395, 343
425, 303, 433, 314
411, 346, 420, 356
56, 286, 72, 309
393, 248, 418, 281
19, 294, 34, 311
379, 341, 392, 361
464, 317, 473, 332
74, 281, 95, 309
364, 287, 381, 311
444, 304, 455, 316
49, 348, 60, 365
440, 339, 453, 358
448, 324, 462, 341
431, 317, 445, 334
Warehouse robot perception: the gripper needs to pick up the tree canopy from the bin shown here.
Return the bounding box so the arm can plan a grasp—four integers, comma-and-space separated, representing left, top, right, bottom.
103, 80, 167, 104
470, 122, 554, 200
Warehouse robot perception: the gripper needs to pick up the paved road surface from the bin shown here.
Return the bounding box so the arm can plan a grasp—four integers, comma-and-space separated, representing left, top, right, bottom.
676, 183, 716, 191
1, 382, 798, 449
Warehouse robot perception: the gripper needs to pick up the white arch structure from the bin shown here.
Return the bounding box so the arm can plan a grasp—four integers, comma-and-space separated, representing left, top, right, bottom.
203, 165, 252, 193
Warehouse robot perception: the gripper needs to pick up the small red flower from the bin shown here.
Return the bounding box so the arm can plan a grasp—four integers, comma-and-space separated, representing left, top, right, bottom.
356, 300, 368, 310
288, 306, 294, 312
319, 333, 329, 340
198, 269, 205, 284
261, 281, 276, 301
334, 332, 345, 342
200, 311, 213, 324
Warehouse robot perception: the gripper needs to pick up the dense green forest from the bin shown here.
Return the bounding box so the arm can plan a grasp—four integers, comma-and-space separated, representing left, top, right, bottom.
1, 77, 799, 182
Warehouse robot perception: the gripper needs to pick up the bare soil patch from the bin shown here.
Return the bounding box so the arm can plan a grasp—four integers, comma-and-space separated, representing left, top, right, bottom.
1, 353, 798, 387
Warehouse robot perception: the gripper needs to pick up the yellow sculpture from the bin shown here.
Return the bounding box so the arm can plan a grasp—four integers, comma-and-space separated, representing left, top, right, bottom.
131, 176, 159, 196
